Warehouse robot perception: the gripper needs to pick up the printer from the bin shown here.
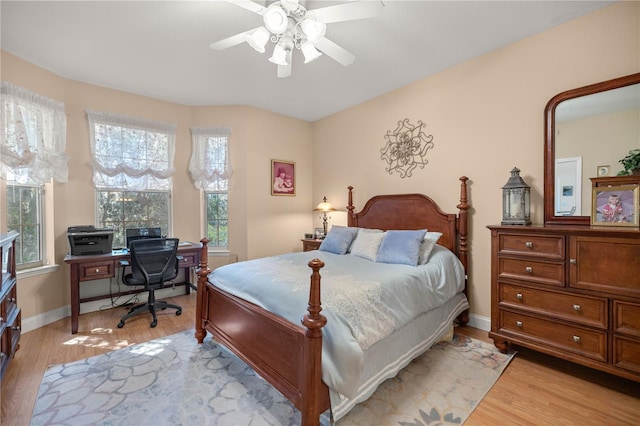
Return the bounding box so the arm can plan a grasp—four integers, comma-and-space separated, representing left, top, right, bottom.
67, 225, 114, 255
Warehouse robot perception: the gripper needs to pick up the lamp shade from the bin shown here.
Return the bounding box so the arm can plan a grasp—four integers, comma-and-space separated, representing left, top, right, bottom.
269, 43, 289, 65
314, 198, 336, 212
301, 42, 322, 63
300, 19, 326, 43
245, 27, 270, 53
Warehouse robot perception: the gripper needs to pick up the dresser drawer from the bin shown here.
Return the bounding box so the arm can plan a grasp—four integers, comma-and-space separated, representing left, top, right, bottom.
614, 301, 640, 338
498, 258, 565, 287
499, 310, 607, 362
79, 261, 115, 281
498, 234, 564, 259
499, 284, 607, 329
613, 335, 640, 374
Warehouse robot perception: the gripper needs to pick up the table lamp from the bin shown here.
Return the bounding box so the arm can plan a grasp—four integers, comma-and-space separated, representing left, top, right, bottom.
313, 196, 336, 238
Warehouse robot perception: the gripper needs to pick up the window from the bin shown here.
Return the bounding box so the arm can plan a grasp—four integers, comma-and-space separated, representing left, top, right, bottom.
189, 127, 232, 249
1, 82, 67, 269
6, 181, 44, 268
87, 111, 176, 246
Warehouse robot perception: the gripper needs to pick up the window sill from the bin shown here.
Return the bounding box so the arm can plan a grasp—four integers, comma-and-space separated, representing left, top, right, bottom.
17, 263, 60, 279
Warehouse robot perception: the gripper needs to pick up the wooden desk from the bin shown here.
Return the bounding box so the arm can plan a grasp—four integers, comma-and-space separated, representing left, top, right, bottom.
64, 242, 202, 334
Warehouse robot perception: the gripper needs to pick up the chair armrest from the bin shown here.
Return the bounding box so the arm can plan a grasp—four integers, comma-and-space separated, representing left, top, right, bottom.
119, 260, 130, 267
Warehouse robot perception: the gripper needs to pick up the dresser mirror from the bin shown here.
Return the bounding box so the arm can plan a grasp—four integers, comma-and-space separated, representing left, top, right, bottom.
544, 73, 640, 225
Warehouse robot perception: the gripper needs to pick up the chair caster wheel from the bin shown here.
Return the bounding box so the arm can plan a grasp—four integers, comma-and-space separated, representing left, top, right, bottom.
176, 310, 182, 316
150, 320, 157, 328
117, 321, 125, 328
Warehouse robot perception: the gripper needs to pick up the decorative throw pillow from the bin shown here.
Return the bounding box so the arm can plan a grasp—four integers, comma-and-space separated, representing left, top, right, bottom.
418, 232, 443, 265
349, 229, 385, 261
376, 229, 426, 266
319, 226, 359, 255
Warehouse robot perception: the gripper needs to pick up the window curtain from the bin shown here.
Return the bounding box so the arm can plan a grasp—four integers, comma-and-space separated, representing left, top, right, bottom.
189, 126, 233, 191
87, 111, 176, 191
0, 81, 68, 184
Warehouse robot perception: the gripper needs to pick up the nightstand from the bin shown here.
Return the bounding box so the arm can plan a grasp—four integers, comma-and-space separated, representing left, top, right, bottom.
301, 239, 322, 252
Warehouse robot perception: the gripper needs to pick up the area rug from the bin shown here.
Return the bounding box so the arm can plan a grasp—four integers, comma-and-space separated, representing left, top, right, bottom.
31, 330, 514, 426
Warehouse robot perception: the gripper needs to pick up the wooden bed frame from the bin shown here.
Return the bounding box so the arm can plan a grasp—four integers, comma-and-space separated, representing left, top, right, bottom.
194, 176, 470, 426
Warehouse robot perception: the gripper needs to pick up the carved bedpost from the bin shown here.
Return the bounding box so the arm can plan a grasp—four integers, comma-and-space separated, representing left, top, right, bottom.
195, 238, 210, 343
456, 176, 470, 325
301, 258, 327, 426
347, 186, 355, 227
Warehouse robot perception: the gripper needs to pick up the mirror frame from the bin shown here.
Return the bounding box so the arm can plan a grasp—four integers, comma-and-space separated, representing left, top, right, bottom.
544, 72, 640, 226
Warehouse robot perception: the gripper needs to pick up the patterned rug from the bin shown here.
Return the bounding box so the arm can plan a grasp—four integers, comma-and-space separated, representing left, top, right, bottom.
31, 330, 514, 425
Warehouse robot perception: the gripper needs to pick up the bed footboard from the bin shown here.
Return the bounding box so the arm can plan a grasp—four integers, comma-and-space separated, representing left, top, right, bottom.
195, 240, 330, 426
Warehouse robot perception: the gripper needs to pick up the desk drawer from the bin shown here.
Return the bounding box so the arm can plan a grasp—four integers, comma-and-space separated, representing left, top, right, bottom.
499, 310, 607, 362
499, 283, 607, 329
498, 258, 565, 287
178, 253, 198, 268
79, 261, 115, 281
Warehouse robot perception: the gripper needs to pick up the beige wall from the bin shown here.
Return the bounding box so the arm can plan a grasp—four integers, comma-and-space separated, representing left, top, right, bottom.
311, 2, 639, 323
1, 1, 638, 329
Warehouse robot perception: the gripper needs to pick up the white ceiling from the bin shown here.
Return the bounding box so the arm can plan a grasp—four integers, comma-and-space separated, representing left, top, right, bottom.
1, 0, 615, 121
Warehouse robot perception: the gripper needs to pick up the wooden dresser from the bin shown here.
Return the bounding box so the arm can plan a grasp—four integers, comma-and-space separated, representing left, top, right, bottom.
488, 225, 640, 382
0, 231, 20, 381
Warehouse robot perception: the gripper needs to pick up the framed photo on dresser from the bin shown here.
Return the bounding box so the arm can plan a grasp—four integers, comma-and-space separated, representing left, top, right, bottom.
591, 185, 639, 227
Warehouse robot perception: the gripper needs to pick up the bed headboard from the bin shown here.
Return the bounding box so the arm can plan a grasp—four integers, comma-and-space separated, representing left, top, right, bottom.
346, 176, 469, 271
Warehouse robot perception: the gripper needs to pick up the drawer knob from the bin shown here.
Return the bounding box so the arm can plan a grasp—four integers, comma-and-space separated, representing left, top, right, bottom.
570, 259, 577, 265
9, 297, 16, 303
525, 241, 533, 248
516, 293, 523, 301
95, 268, 100, 273
525, 266, 533, 274
516, 320, 523, 328
573, 335, 581, 343
12, 325, 20, 332
573, 304, 581, 312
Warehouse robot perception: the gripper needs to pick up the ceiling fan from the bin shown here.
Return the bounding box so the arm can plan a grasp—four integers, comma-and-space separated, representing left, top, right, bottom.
209, 0, 384, 78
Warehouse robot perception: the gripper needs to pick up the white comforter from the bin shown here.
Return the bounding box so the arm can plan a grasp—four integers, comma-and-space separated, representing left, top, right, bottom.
207, 245, 465, 398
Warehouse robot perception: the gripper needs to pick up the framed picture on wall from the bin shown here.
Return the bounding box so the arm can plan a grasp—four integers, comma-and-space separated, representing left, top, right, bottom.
591, 185, 639, 227
271, 160, 295, 196
596, 165, 610, 177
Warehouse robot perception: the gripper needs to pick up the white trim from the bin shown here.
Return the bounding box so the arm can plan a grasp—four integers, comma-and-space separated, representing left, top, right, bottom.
17, 263, 59, 279
467, 312, 490, 331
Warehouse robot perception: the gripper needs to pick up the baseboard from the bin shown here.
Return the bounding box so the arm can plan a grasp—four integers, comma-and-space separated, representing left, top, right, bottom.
466, 313, 490, 332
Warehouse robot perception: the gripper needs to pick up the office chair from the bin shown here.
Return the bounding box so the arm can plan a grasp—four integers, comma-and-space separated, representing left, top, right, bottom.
117, 238, 182, 328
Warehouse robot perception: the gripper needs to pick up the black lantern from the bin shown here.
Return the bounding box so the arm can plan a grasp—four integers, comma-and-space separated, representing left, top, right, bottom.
502, 167, 531, 225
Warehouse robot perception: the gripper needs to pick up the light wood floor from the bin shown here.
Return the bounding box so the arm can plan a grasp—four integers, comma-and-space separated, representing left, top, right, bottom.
2, 293, 639, 425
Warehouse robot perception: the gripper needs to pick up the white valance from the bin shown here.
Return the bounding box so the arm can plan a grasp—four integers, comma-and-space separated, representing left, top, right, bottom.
87, 110, 176, 191
1, 81, 68, 184
189, 126, 233, 191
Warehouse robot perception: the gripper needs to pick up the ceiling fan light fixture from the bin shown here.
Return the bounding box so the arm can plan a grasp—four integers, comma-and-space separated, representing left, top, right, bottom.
301, 41, 322, 63
300, 19, 326, 43
264, 5, 289, 34
245, 27, 270, 53
280, 0, 300, 13
269, 43, 289, 66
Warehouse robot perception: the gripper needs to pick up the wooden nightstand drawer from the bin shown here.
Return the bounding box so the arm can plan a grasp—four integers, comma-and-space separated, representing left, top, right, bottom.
614, 301, 640, 338
499, 283, 607, 328
613, 336, 640, 373
79, 261, 115, 281
498, 234, 564, 259
301, 239, 322, 252
499, 310, 607, 362
498, 258, 565, 287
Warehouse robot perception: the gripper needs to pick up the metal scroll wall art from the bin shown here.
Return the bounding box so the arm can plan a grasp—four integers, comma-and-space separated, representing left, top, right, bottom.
380, 118, 434, 178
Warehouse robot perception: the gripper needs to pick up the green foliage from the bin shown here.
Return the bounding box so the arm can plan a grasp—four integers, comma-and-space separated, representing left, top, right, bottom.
617, 149, 640, 176
206, 193, 228, 247
6, 185, 41, 265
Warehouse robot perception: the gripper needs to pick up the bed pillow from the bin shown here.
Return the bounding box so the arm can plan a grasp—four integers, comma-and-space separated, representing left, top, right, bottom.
376, 229, 426, 266
418, 232, 443, 265
349, 229, 385, 261
319, 226, 358, 255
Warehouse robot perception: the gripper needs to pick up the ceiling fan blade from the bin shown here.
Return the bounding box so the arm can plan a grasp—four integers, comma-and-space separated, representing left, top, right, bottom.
209, 28, 258, 50
309, 0, 384, 24
223, 0, 266, 15
277, 52, 293, 78
315, 37, 355, 66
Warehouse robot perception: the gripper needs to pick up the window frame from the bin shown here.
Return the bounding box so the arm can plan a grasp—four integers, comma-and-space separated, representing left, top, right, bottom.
5, 181, 45, 270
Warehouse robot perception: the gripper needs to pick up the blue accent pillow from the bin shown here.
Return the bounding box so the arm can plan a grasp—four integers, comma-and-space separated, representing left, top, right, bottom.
319, 226, 359, 255
376, 229, 427, 266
